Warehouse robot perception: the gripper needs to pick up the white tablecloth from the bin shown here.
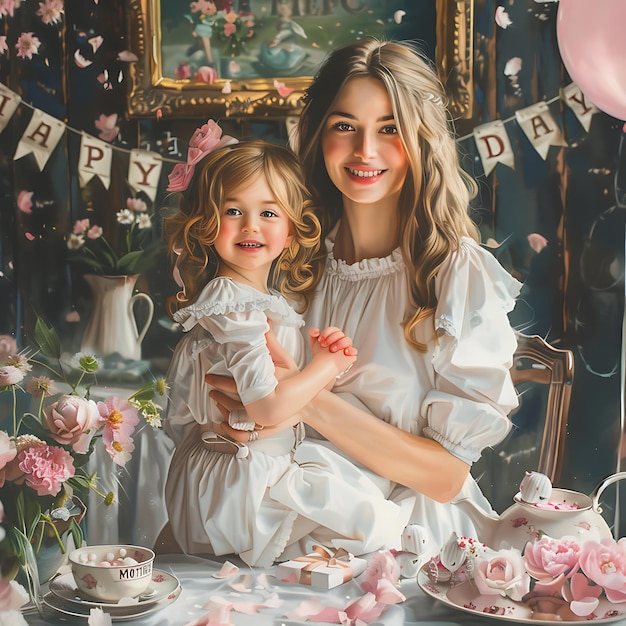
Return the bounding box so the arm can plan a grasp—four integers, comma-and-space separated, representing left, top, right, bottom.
23, 553, 626, 626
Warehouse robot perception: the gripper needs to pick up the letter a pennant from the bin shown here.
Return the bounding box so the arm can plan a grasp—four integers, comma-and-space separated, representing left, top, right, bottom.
14, 109, 66, 170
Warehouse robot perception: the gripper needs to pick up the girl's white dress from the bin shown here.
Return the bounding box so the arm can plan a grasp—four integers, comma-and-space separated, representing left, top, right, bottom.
164, 277, 412, 568
302, 232, 523, 558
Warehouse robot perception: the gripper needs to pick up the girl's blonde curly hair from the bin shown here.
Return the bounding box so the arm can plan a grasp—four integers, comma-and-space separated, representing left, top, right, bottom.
163, 140, 325, 317
297, 37, 481, 351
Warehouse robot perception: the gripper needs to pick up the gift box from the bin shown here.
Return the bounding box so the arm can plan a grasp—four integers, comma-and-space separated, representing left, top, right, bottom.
275, 545, 367, 589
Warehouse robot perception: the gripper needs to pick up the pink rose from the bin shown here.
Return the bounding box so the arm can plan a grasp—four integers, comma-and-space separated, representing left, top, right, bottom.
578, 537, 626, 603
0, 335, 17, 361
18, 444, 75, 496
474, 549, 531, 602
523, 536, 582, 580
166, 163, 194, 192
43, 394, 101, 454
360, 550, 401, 593
223, 22, 236, 37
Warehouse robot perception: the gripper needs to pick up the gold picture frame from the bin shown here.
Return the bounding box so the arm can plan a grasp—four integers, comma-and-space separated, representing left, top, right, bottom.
126, 0, 473, 120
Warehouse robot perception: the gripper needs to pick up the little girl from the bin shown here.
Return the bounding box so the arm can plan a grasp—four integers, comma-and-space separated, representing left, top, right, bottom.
160, 131, 411, 567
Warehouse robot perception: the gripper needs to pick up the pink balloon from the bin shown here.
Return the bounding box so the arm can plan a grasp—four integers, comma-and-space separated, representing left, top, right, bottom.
557, 0, 626, 120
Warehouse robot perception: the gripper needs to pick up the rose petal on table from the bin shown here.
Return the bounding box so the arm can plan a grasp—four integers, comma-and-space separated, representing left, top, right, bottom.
213, 561, 239, 578
88, 607, 112, 626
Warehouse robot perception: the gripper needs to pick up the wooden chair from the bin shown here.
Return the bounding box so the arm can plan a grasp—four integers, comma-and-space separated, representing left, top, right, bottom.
472, 332, 574, 509
509, 332, 574, 484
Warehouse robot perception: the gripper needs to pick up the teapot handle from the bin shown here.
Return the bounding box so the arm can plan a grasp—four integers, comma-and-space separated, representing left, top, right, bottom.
129, 293, 154, 344
590, 471, 626, 514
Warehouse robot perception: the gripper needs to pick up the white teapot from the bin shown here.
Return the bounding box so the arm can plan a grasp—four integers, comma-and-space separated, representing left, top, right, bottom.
452, 471, 626, 551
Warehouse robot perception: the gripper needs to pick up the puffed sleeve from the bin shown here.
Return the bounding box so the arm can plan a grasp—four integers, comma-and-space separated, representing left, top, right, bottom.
197, 308, 278, 406
421, 238, 522, 465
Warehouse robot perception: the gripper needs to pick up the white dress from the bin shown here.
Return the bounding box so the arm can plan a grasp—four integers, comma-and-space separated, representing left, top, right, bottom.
302, 233, 523, 558
164, 277, 412, 568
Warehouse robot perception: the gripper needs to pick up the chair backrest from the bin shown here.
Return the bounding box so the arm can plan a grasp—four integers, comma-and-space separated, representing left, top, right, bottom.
472, 332, 574, 511
509, 332, 574, 484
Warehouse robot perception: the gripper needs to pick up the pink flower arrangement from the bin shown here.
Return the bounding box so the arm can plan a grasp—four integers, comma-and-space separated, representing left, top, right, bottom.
429, 532, 626, 620
0, 318, 166, 568
66, 196, 160, 275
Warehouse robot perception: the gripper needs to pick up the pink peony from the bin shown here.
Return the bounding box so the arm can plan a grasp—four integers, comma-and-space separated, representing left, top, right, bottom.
578, 537, 626, 603
474, 549, 531, 602
18, 444, 75, 496
166, 163, 194, 192
43, 394, 101, 454
523, 536, 582, 580
0, 335, 17, 361
360, 550, 401, 594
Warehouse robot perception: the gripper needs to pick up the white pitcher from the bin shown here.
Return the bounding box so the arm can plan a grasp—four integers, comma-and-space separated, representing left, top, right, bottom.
81, 274, 154, 361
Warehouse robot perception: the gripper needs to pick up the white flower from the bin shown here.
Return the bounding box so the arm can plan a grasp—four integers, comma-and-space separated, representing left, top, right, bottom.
116, 208, 134, 225
67, 233, 85, 250
88, 607, 113, 626
136, 213, 152, 229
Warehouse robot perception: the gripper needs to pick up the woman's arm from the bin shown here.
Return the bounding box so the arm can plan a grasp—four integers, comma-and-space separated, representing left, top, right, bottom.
301, 390, 470, 503
206, 376, 469, 502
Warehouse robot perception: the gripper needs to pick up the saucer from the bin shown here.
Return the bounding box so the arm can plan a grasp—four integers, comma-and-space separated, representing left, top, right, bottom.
42, 582, 181, 622
417, 565, 626, 625
49, 569, 180, 609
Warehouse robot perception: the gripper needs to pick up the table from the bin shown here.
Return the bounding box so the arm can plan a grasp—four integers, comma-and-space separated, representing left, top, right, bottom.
22, 553, 626, 626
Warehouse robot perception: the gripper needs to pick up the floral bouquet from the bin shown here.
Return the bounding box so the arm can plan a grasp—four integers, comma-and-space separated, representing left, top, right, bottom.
0, 319, 165, 584
66, 196, 161, 276
212, 10, 257, 58
426, 532, 626, 621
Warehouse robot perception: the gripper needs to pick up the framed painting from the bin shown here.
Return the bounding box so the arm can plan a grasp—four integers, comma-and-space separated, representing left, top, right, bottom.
126, 0, 474, 119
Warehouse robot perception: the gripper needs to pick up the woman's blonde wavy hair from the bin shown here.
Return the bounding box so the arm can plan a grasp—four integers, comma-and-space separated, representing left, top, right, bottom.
163, 140, 325, 317
297, 37, 480, 351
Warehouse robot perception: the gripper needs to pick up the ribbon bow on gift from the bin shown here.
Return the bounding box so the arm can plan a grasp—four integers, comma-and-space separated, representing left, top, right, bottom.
295, 545, 354, 585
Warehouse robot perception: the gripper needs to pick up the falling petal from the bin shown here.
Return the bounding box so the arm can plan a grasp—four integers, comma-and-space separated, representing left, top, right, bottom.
394, 10, 406, 24
25, 232, 35, 241
504, 57, 522, 76
273, 79, 294, 98
156, 109, 162, 120
495, 6, 513, 29
117, 50, 138, 62
17, 190, 33, 214
66, 310, 80, 323
88, 35, 103, 52
221, 81, 232, 94
312, 42, 319, 48
97, 69, 109, 84
485, 237, 501, 248
117, 70, 123, 83
527, 233, 548, 253
375, 19, 384, 25
74, 49, 92, 67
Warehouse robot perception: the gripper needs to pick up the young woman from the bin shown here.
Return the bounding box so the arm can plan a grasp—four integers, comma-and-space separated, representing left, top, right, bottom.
160, 136, 411, 567
209, 38, 522, 557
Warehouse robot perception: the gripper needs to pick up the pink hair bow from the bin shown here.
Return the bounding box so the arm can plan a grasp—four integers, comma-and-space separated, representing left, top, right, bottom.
166, 119, 238, 192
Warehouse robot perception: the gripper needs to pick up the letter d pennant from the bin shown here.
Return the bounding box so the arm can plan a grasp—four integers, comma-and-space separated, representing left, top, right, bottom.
473, 120, 515, 176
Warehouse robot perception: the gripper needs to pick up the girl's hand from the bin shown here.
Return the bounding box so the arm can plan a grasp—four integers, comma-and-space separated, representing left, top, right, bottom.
309, 326, 357, 357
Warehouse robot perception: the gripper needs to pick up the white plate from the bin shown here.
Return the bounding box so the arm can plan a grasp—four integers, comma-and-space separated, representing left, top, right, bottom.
42, 583, 181, 622
49, 569, 180, 609
417, 565, 626, 625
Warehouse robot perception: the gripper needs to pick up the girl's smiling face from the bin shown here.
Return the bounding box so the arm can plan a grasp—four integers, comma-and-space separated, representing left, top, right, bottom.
321, 76, 409, 208
214, 173, 293, 290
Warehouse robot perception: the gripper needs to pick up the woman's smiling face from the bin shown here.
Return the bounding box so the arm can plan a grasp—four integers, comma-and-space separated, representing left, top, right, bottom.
321, 76, 409, 207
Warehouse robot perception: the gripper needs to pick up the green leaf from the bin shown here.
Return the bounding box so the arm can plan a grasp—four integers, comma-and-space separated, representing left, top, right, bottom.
69, 518, 84, 550
116, 250, 148, 274
34, 317, 62, 359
